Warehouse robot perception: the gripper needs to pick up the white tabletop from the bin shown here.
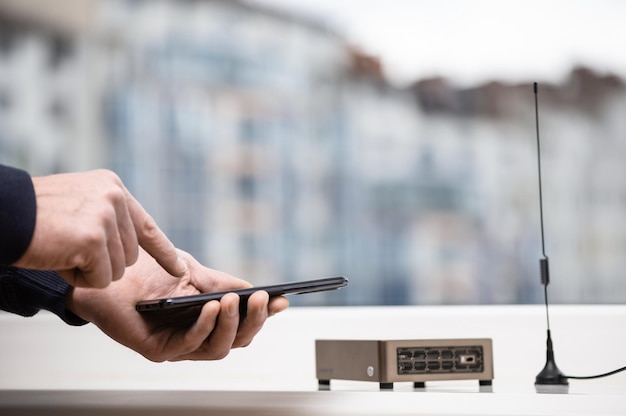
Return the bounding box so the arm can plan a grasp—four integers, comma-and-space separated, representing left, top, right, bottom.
2, 305, 626, 414
1, 384, 625, 416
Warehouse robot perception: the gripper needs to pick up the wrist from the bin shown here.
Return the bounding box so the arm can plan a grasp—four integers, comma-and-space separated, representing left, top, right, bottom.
65, 286, 91, 323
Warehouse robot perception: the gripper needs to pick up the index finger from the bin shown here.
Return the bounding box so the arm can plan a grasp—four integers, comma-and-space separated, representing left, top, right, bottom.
125, 190, 187, 277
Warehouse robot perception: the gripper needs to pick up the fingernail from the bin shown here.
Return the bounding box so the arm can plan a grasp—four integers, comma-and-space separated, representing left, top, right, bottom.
176, 257, 188, 276
228, 296, 239, 317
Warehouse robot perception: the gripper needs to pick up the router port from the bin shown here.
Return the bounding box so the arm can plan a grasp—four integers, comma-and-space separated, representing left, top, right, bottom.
441, 361, 454, 370
459, 355, 476, 365
427, 361, 440, 371
396, 345, 485, 375
414, 362, 427, 372
399, 363, 413, 372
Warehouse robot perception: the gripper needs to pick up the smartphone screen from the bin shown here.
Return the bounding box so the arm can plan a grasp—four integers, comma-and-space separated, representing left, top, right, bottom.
135, 276, 349, 312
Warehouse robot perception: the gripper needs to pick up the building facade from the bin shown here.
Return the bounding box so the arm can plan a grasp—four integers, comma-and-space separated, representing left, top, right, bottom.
1, 0, 625, 305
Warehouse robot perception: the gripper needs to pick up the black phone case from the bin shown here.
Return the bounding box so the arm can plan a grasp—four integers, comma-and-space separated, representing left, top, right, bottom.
135, 276, 348, 312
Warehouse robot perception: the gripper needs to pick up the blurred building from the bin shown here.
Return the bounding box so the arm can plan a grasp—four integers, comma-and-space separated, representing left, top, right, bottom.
411, 71, 626, 303
1, 0, 625, 305
0, 0, 99, 173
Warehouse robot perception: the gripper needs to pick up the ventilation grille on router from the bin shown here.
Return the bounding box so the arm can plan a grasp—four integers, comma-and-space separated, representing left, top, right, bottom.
397, 346, 484, 375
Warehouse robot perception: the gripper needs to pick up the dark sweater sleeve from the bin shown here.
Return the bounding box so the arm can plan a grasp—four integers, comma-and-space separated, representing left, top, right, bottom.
0, 266, 88, 326
0, 166, 87, 325
0, 164, 37, 265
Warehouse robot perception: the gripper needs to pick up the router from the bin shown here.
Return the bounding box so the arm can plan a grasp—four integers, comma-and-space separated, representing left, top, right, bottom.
315, 338, 493, 390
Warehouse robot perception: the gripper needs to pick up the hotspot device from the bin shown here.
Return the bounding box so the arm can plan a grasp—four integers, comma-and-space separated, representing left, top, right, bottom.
316, 338, 493, 390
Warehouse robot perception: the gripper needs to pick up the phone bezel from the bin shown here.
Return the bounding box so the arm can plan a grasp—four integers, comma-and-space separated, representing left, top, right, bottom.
135, 276, 349, 312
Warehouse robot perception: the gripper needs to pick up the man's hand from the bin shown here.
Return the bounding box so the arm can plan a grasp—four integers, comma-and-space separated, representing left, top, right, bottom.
67, 248, 289, 362
14, 169, 187, 288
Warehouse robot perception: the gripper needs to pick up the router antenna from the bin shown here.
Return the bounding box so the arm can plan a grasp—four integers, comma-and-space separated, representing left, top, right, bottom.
533, 82, 568, 387
534, 82, 551, 332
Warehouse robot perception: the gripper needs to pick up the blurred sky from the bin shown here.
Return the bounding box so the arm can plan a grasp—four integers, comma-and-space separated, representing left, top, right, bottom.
248, 0, 626, 87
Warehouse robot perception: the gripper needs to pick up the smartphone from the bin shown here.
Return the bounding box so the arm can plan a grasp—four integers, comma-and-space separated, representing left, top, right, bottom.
135, 276, 349, 312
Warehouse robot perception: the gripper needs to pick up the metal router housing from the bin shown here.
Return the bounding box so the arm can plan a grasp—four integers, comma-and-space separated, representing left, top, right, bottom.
315, 338, 494, 389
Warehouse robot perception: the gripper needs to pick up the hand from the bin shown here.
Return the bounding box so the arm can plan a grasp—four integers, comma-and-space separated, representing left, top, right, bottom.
67, 248, 289, 362
14, 169, 187, 288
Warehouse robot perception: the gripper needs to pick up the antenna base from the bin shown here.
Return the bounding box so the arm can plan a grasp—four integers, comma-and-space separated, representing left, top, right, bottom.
535, 356, 569, 394
535, 330, 568, 386
535, 358, 569, 385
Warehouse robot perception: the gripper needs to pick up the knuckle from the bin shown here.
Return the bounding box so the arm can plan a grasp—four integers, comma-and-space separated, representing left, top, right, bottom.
96, 168, 122, 184
210, 348, 231, 360
236, 339, 252, 349
81, 228, 107, 248
140, 213, 159, 239
104, 186, 126, 205
145, 354, 167, 363
143, 348, 167, 363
